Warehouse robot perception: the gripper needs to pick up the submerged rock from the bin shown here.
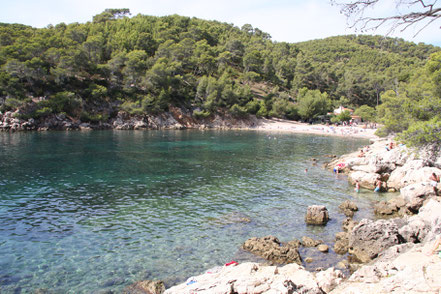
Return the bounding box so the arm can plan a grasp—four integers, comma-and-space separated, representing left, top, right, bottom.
285, 239, 301, 249
339, 200, 358, 218
305, 205, 329, 225
301, 236, 323, 248
317, 244, 329, 253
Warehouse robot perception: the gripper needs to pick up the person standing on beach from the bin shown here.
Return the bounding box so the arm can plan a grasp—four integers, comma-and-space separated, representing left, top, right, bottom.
429, 172, 440, 195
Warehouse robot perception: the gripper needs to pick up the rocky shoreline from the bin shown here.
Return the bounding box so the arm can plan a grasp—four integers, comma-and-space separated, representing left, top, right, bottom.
121, 138, 441, 294
0, 108, 260, 132
0, 108, 377, 140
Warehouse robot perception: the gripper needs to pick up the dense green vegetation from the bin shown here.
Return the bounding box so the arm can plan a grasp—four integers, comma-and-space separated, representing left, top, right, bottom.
0, 9, 440, 144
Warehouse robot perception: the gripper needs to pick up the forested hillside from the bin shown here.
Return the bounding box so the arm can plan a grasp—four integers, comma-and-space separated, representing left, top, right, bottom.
1, 9, 440, 143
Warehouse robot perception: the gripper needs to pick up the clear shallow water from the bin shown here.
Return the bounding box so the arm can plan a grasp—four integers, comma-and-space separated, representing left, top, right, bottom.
0, 130, 387, 293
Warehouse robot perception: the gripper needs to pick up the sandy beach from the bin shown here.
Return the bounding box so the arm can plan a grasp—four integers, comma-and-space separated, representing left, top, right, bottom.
252, 118, 378, 139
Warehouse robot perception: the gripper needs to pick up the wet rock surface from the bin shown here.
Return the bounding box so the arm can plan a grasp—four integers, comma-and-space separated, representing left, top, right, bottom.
241, 236, 302, 265
301, 236, 323, 248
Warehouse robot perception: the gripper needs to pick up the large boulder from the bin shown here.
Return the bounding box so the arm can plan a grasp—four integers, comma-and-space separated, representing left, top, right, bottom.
375, 147, 409, 171
122, 280, 165, 294
348, 171, 380, 190
241, 236, 302, 264
387, 160, 426, 190
373, 196, 406, 217
418, 199, 441, 241
374, 196, 410, 216
400, 182, 435, 213
398, 215, 429, 243
348, 219, 404, 263
401, 166, 441, 188
305, 205, 329, 225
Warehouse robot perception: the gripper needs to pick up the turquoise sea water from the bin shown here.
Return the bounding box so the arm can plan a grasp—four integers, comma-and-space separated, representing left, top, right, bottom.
0, 130, 386, 293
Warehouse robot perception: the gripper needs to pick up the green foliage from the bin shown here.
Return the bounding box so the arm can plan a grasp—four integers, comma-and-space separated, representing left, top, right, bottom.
120, 100, 144, 115
229, 104, 247, 118
93, 9, 130, 23
2, 97, 23, 111
245, 99, 261, 114
296, 88, 331, 120
269, 97, 298, 120
0, 11, 439, 134
331, 110, 352, 123
399, 117, 441, 147
193, 109, 211, 119
256, 101, 268, 118
48, 91, 81, 115
34, 106, 53, 118
353, 105, 376, 122
376, 90, 413, 134
80, 111, 109, 123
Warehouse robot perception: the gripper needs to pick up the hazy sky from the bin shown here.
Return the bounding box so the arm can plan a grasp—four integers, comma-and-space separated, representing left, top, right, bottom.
1, 0, 440, 46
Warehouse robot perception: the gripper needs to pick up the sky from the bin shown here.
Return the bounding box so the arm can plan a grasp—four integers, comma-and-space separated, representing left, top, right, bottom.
1, 0, 440, 46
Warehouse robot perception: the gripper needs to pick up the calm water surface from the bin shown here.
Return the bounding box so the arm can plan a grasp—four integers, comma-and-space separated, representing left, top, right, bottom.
0, 130, 387, 293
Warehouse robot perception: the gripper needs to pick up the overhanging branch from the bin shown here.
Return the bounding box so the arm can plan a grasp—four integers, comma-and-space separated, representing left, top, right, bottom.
332, 0, 441, 35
